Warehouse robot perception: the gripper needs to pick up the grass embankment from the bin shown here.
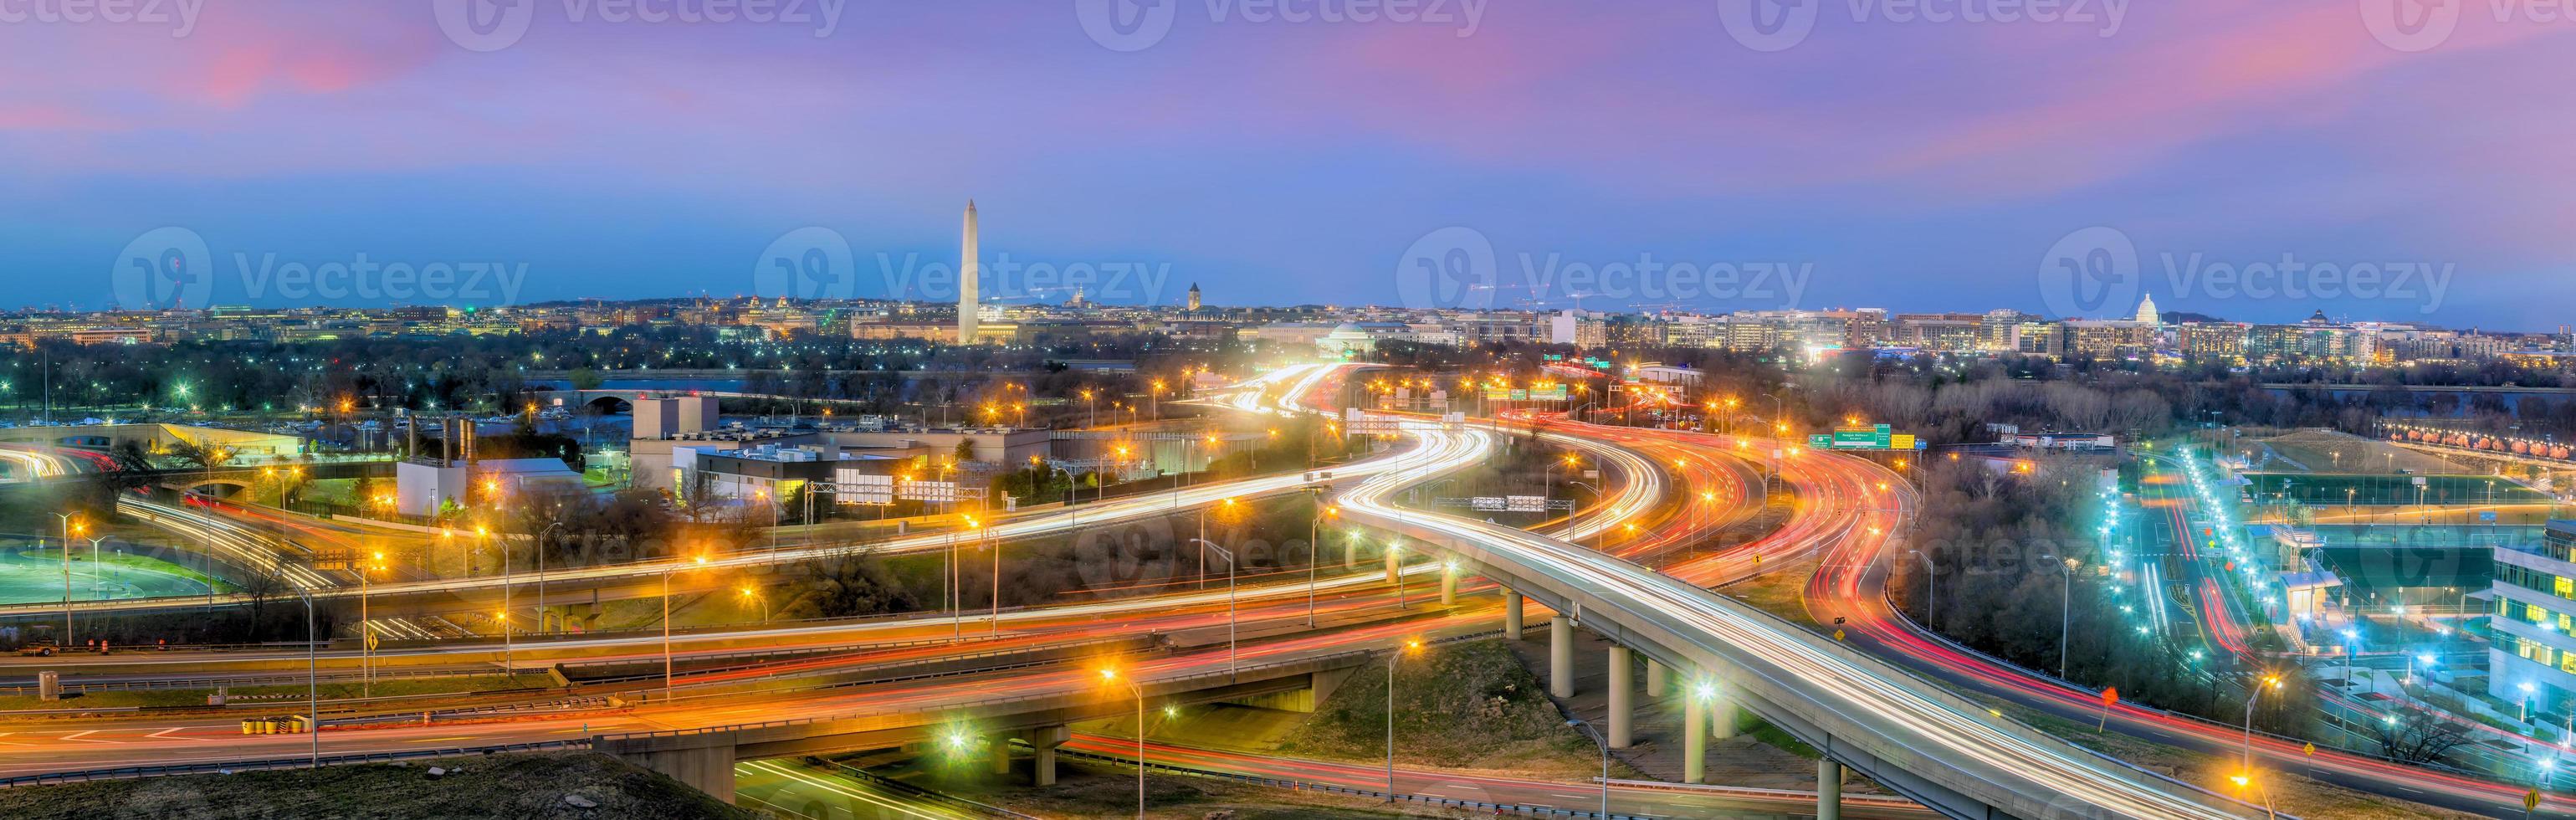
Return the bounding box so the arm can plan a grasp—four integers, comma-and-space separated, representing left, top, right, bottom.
1276, 638, 1623, 781
0, 751, 753, 820
0, 673, 553, 713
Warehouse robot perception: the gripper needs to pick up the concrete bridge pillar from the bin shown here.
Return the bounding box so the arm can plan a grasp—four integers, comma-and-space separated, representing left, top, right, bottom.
1644, 659, 1667, 698
1030, 725, 1071, 787
623, 744, 737, 804
1710, 685, 1739, 741
1683, 692, 1708, 785
990, 736, 1011, 775
1549, 616, 1575, 699
1439, 565, 1457, 607
1606, 645, 1633, 749
1384, 546, 1401, 587
1503, 592, 1524, 640
1818, 757, 1844, 820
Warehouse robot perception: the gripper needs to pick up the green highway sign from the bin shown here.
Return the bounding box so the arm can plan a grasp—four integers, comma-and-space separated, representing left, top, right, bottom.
1811, 424, 1910, 451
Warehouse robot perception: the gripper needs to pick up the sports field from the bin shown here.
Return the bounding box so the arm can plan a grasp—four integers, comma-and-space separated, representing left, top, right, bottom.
2241, 472, 2556, 505
0, 546, 221, 606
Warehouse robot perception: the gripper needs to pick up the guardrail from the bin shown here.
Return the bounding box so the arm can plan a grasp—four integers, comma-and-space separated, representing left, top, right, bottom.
599, 648, 1374, 746
557, 633, 1065, 686
0, 740, 592, 789
0, 665, 507, 696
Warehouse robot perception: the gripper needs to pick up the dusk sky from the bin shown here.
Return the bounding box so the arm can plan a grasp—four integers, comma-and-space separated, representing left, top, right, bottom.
3, 1, 2568, 328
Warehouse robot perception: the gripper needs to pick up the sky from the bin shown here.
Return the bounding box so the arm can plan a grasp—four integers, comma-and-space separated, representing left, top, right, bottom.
0, 0, 2568, 330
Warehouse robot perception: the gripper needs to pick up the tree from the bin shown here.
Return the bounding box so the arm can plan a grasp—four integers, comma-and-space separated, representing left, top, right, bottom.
794, 547, 917, 618
166, 438, 233, 470
952, 438, 979, 466
2369, 705, 2472, 765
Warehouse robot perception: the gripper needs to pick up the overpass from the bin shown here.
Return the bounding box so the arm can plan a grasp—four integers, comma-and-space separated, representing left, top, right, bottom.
1342, 420, 2263, 820
141, 459, 393, 495
593, 651, 1368, 802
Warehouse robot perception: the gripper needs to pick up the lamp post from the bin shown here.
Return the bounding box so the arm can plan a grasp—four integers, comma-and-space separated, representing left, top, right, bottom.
1097, 668, 1146, 820
984, 513, 1001, 637
1567, 718, 1613, 819
298, 589, 318, 767
1385, 638, 1425, 802
54, 513, 77, 646
2242, 674, 2282, 773
535, 521, 563, 634
1911, 549, 1938, 631
1191, 538, 1240, 678
662, 553, 705, 689
2044, 554, 2077, 679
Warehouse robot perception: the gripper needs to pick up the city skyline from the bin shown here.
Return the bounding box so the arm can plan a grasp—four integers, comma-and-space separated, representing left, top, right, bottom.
1, 3, 2568, 325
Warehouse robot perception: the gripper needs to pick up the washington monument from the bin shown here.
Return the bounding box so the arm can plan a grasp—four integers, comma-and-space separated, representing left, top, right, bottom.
959, 199, 980, 345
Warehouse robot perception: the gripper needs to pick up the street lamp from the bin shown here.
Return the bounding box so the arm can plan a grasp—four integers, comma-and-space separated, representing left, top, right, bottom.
663, 553, 707, 689
2043, 554, 2078, 679
1567, 718, 1613, 818
1097, 667, 1146, 820
1910, 549, 1938, 631
1385, 638, 1425, 802
1191, 538, 1241, 679
2241, 674, 2281, 772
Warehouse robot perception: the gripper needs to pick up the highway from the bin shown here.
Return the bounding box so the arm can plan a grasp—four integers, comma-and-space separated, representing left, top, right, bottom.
1795, 438, 2568, 817
1335, 418, 2262, 819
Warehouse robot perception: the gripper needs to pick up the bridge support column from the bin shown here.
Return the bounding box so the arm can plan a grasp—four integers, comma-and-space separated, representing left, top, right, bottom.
991, 736, 1012, 775
1817, 757, 1843, 820
1384, 547, 1401, 587
1503, 592, 1524, 640
1439, 565, 1457, 607
622, 744, 736, 804
1606, 646, 1633, 749
1683, 692, 1707, 784
1644, 659, 1667, 698
1549, 616, 1575, 699
1710, 685, 1738, 741
1030, 725, 1071, 787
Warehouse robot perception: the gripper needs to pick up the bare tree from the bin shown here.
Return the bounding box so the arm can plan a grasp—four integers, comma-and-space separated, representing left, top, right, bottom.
2369, 705, 2473, 765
